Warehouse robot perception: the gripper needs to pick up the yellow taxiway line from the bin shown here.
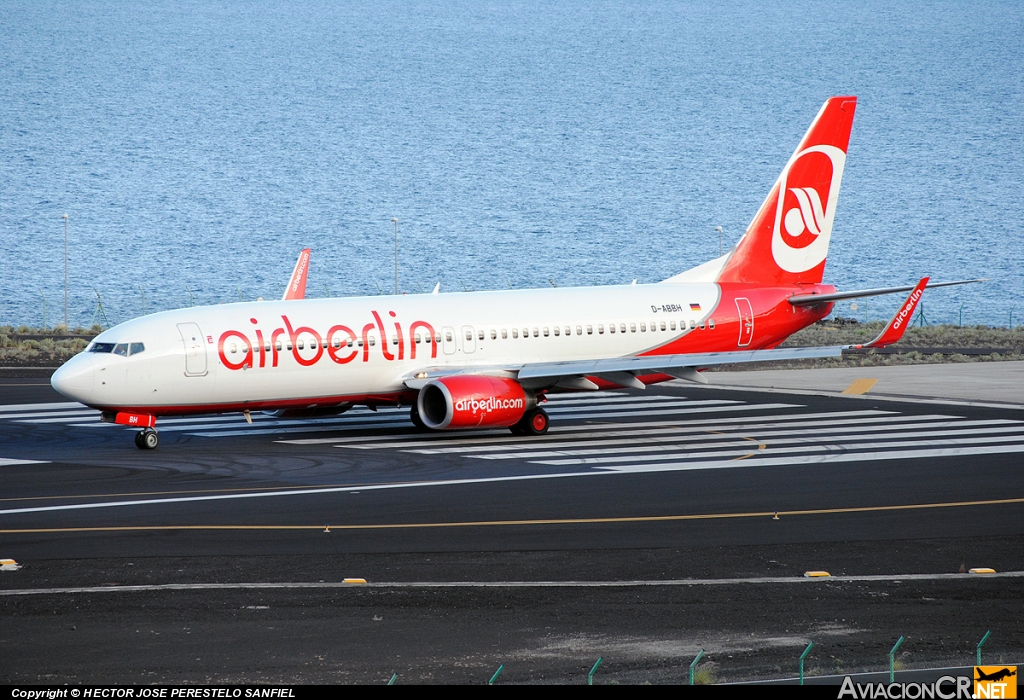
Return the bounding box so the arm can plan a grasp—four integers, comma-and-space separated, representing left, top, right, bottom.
1, 496, 1021, 534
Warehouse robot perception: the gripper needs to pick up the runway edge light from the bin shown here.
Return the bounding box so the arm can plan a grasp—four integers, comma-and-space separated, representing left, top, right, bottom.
804, 571, 831, 578
969, 567, 997, 575
343, 578, 368, 585
1, 558, 21, 571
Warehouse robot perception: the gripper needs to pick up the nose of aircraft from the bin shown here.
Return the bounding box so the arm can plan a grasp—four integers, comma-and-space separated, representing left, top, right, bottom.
51, 355, 95, 402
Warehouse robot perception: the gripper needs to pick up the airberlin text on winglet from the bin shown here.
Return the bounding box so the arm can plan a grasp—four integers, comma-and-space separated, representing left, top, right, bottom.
218, 312, 437, 370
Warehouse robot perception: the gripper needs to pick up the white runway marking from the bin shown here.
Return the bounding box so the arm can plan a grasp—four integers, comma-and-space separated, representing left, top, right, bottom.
4, 409, 98, 420
0, 401, 83, 413
293, 410, 895, 446
403, 418, 1008, 455
2, 444, 1022, 517
0, 458, 50, 466
4, 571, 1023, 595
531, 434, 1024, 466
474, 424, 1024, 461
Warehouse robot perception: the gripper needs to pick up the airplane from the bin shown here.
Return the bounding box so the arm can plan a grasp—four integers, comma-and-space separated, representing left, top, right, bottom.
51, 96, 982, 449
976, 668, 1017, 683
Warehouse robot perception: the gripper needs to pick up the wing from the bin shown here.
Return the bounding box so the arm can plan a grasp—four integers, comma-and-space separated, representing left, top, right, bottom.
403, 279, 931, 391
787, 277, 983, 306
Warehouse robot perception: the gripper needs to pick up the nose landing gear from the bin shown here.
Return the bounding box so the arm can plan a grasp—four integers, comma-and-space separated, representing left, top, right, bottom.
134, 429, 159, 450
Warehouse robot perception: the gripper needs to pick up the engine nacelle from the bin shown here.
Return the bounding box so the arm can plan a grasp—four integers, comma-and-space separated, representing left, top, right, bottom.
417, 375, 533, 430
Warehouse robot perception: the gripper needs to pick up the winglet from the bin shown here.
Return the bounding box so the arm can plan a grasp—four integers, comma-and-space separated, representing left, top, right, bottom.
855, 277, 929, 349
282, 248, 311, 301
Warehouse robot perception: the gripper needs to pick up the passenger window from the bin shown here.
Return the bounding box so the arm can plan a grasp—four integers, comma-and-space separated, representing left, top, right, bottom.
660, 322, 666, 331
576, 325, 582, 335
298, 340, 304, 350
598, 325, 604, 334
129, 342, 145, 356
531, 328, 538, 337
553, 327, 560, 336
671, 321, 677, 331
357, 339, 364, 347
446, 331, 453, 342
478, 330, 485, 341
275, 341, 283, 351
228, 343, 237, 354
512, 328, 519, 339
640, 323, 646, 332
346, 339, 354, 347
699, 321, 705, 330
609, 324, 616, 334
333, 338, 341, 348
523, 328, 529, 338
709, 318, 715, 329
502, 329, 508, 339
287, 343, 293, 351
490, 330, 497, 340
619, 323, 626, 333
543, 327, 549, 337
689, 320, 696, 330
465, 330, 472, 341
630, 323, 636, 333
369, 337, 376, 346
564, 326, 570, 336
586, 325, 593, 335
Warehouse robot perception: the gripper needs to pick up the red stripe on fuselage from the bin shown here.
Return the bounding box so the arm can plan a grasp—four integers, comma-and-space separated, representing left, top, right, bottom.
82, 391, 419, 418
639, 284, 835, 357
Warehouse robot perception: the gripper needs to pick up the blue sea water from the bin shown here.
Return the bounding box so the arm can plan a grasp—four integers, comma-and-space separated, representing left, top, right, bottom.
1, 0, 1022, 328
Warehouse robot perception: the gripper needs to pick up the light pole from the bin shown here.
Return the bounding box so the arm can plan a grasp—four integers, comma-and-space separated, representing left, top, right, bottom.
62, 213, 69, 328
715, 226, 723, 256
392, 217, 399, 294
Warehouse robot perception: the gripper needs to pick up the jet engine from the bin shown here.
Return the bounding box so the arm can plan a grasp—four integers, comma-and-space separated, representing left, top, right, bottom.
416, 375, 535, 430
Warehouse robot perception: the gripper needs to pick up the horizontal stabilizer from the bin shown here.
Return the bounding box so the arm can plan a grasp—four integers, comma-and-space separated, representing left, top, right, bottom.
788, 278, 984, 306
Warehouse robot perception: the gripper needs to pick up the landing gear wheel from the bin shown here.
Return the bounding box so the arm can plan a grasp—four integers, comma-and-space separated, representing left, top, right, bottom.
137, 429, 159, 450
410, 406, 426, 431
511, 407, 549, 436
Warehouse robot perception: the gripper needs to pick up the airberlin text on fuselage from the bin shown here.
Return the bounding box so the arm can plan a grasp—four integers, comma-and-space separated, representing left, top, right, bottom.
217, 312, 436, 371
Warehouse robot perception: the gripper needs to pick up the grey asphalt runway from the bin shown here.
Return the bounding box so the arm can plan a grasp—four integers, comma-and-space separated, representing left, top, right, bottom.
1, 372, 1022, 683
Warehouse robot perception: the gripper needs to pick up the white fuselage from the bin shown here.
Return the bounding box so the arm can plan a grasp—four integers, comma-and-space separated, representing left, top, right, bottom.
52, 283, 730, 414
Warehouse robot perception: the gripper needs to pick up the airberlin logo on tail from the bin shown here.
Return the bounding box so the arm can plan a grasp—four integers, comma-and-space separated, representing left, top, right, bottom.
455, 397, 525, 414
771, 145, 846, 273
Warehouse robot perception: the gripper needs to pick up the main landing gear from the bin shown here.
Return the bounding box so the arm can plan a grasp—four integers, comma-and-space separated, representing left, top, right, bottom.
410, 406, 426, 430
510, 407, 549, 436
134, 428, 159, 450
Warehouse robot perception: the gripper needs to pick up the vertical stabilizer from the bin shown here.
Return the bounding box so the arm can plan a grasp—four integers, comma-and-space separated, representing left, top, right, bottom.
717, 96, 857, 285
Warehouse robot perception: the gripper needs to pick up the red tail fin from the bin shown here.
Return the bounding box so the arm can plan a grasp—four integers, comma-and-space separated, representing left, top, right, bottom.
282, 248, 311, 301
717, 97, 857, 285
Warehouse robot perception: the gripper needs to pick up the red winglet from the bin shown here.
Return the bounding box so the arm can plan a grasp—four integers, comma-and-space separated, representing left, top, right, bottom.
282, 248, 311, 301
859, 277, 929, 349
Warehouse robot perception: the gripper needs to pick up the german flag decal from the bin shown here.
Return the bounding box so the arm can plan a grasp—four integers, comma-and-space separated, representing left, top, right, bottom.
689, 303, 701, 311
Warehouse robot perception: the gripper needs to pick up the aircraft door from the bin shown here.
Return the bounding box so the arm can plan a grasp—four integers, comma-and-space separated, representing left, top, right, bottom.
177, 323, 209, 376
735, 298, 754, 347
462, 326, 476, 354
441, 326, 457, 355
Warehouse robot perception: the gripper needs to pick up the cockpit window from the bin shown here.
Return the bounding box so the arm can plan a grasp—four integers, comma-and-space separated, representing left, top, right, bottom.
129, 343, 145, 356
89, 343, 116, 353
112, 343, 129, 356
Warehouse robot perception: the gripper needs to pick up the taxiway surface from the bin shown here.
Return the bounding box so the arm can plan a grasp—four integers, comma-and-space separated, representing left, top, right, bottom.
1, 371, 1022, 683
